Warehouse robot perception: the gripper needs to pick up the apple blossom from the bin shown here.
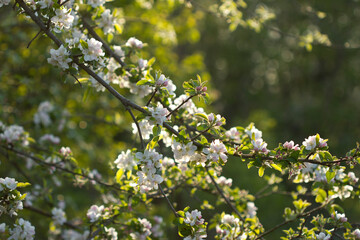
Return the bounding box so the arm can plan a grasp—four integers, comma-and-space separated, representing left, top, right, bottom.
51, 207, 67, 225
86, 205, 104, 222
51, 7, 74, 33
81, 38, 105, 62
126, 37, 143, 49
203, 139, 228, 163
47, 45, 72, 70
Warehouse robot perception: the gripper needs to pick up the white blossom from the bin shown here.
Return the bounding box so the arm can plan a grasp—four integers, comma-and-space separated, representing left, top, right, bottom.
302, 134, 327, 151
126, 37, 143, 49
0, 223, 5, 232
48, 45, 72, 70
39, 134, 60, 144
148, 102, 168, 126
113, 46, 125, 60
8, 218, 35, 240
81, 38, 105, 62
114, 150, 137, 171
203, 139, 228, 163
332, 211, 347, 222
132, 119, 153, 140
316, 232, 331, 240
208, 113, 224, 126
245, 125, 262, 140
171, 140, 197, 163
62, 230, 89, 240
353, 229, 360, 239
52, 207, 67, 225
247, 202, 258, 218
37, 0, 52, 9
86, 205, 104, 222
225, 127, 240, 141
60, 146, 72, 157
348, 172, 359, 183
33, 101, 54, 126
0, 0, 11, 7
0, 177, 18, 191
87, 0, 105, 8
283, 140, 300, 151
51, 7, 74, 33
252, 138, 269, 153
105, 227, 118, 240
184, 209, 204, 226
98, 9, 115, 34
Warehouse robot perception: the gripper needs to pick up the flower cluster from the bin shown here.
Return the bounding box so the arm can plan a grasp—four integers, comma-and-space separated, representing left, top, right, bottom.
87, 205, 104, 222
135, 150, 163, 193
148, 103, 169, 126
33, 101, 54, 126
8, 218, 35, 240
114, 150, 137, 171
246, 125, 269, 153
51, 207, 67, 225
51, 7, 74, 33
0, 123, 28, 146
171, 140, 197, 164
302, 134, 328, 151
216, 214, 246, 240
203, 139, 228, 164
0, 177, 27, 217
81, 38, 105, 62
47, 45, 72, 70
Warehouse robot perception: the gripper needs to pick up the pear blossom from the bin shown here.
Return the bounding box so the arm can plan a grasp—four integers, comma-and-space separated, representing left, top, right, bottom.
0, 0, 11, 7
47, 45, 72, 70
252, 138, 269, 153
225, 127, 240, 141
316, 232, 331, 240
283, 140, 300, 151
247, 202, 258, 218
0, 177, 18, 191
245, 125, 262, 140
8, 218, 35, 240
184, 209, 204, 226
126, 37, 143, 49
52, 207, 67, 225
171, 140, 197, 163
51, 7, 74, 33
331, 211, 347, 223
87, 0, 105, 8
33, 101, 54, 126
353, 229, 360, 239
203, 139, 228, 163
148, 103, 169, 126
132, 119, 153, 140
114, 150, 137, 171
81, 38, 105, 62
86, 205, 104, 222
302, 134, 327, 150
98, 9, 115, 34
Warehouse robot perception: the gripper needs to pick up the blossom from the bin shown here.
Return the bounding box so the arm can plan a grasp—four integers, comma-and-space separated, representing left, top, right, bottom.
207, 113, 224, 126
8, 218, 35, 240
86, 205, 104, 222
331, 211, 347, 223
62, 230, 89, 239
247, 202, 258, 218
184, 209, 204, 226
171, 140, 197, 163
316, 232, 331, 240
47, 45, 72, 70
302, 134, 327, 150
216, 176, 233, 187
89, 72, 108, 92
283, 140, 300, 151
114, 150, 137, 171
98, 9, 115, 34
39, 134, 60, 144
353, 229, 360, 239
348, 172, 359, 183
148, 103, 169, 126
225, 127, 240, 141
60, 146, 72, 157
0, 0, 11, 7
130, 218, 152, 240
105, 227, 118, 240
87, 0, 105, 8
138, 58, 148, 70
33, 101, 54, 126
113, 45, 125, 59
0, 125, 27, 145
132, 119, 153, 140
51, 7, 74, 33
203, 139, 228, 163
221, 214, 239, 225
135, 150, 163, 193
251, 138, 269, 153
52, 207, 67, 225
0, 177, 18, 191
245, 125, 262, 140
126, 37, 143, 49
0, 223, 5, 232
37, 0, 52, 9
81, 38, 105, 62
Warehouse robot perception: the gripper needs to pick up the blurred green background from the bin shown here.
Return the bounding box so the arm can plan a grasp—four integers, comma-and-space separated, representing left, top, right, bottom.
1, 0, 360, 238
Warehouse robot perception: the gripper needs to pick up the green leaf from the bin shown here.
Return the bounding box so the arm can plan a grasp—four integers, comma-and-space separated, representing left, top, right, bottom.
116, 169, 124, 183
326, 170, 336, 183
270, 163, 282, 172
195, 113, 208, 120
315, 188, 327, 203
258, 166, 265, 177
17, 182, 31, 188
79, 39, 88, 49
136, 79, 150, 86
107, 33, 114, 42
152, 125, 161, 136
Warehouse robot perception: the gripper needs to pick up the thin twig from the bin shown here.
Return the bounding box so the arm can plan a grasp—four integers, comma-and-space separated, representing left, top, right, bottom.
127, 107, 145, 150
27, 29, 42, 48
166, 94, 196, 118
146, 88, 157, 106
158, 184, 179, 217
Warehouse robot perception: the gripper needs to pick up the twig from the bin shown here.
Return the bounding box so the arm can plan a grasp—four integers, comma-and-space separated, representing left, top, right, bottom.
166, 94, 196, 118
127, 107, 145, 150
27, 29, 42, 48
158, 184, 179, 217
146, 88, 157, 106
